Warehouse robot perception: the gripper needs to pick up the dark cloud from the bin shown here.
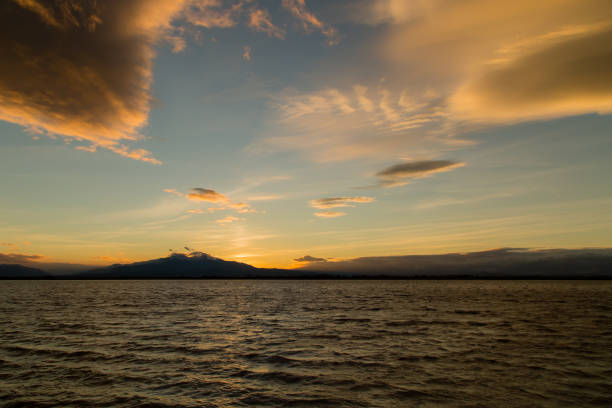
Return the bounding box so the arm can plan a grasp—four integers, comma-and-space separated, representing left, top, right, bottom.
294, 255, 328, 263
299, 248, 612, 278
186, 188, 229, 203
0, 252, 43, 264
0, 0, 185, 163
376, 160, 464, 187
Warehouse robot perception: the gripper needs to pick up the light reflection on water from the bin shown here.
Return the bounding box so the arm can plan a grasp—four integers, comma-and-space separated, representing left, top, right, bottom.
1, 280, 611, 407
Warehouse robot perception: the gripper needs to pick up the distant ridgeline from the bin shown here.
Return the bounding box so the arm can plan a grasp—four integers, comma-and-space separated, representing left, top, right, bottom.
1, 249, 611, 279
0, 264, 49, 279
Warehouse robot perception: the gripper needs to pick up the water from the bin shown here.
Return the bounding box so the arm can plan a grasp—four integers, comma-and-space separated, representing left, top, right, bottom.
1, 280, 611, 407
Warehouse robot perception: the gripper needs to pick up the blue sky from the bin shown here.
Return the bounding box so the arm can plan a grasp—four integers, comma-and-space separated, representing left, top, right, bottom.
1, 0, 611, 267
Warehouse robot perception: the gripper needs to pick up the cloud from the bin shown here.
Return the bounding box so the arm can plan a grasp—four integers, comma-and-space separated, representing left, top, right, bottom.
281, 0, 338, 45
216, 215, 241, 224
359, 0, 612, 125
228, 202, 256, 213
0, 252, 43, 264
314, 211, 346, 218
164, 188, 184, 197
248, 8, 285, 39
0, 0, 187, 163
184, 0, 244, 28
242, 45, 251, 61
247, 194, 286, 201
254, 86, 452, 162
186, 188, 230, 203
310, 196, 375, 209
166, 35, 187, 53
180, 187, 257, 214
294, 255, 327, 263
450, 26, 612, 123
187, 208, 205, 214
376, 160, 465, 187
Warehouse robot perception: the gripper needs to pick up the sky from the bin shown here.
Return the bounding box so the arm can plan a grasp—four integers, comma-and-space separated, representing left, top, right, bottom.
1, 0, 611, 269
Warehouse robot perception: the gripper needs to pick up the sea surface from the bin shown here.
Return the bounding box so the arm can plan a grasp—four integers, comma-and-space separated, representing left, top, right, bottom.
1, 280, 611, 407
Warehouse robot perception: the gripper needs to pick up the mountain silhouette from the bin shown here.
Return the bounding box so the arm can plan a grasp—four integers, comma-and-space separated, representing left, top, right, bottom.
79, 252, 319, 279
0, 264, 49, 278
80, 252, 262, 278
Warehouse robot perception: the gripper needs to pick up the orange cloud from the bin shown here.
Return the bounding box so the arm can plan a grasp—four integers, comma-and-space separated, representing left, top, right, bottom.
364, 0, 612, 125
0, 0, 187, 163
163, 188, 184, 197
314, 211, 346, 218
248, 8, 285, 39
217, 215, 241, 224
186, 188, 230, 203
450, 26, 612, 123
310, 196, 375, 209
179, 187, 257, 214
281, 0, 338, 45
185, 0, 244, 28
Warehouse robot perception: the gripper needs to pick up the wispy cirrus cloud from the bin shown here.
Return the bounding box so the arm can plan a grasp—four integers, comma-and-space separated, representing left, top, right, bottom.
0, 0, 187, 164
310, 196, 375, 209
376, 160, 465, 187
254, 85, 453, 162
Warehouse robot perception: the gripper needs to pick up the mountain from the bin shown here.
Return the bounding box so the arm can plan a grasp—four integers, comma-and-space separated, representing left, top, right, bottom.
300, 248, 612, 278
4, 248, 612, 279
0, 264, 49, 278
79, 252, 311, 279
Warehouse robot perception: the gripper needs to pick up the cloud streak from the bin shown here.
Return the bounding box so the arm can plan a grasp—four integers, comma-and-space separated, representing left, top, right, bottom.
376, 160, 465, 187
0, 252, 43, 264
314, 211, 346, 218
310, 196, 375, 209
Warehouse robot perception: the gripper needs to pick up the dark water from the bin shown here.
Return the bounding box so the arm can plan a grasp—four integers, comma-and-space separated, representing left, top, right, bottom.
1, 280, 611, 407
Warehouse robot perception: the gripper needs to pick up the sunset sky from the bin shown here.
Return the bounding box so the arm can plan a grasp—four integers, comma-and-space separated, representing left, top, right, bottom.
1, 0, 611, 268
